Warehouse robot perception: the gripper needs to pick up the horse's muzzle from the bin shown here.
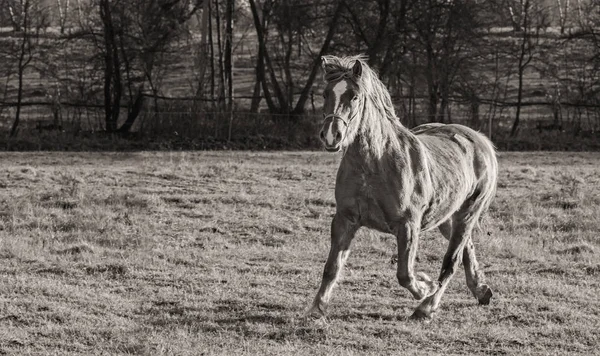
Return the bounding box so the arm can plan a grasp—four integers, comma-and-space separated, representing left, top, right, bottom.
320, 120, 343, 151
324, 145, 341, 152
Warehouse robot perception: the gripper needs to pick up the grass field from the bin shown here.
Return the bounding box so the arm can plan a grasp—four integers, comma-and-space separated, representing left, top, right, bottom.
0, 151, 599, 355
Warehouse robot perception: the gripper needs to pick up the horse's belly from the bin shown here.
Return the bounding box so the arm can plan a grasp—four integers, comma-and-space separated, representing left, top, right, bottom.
359, 207, 392, 233
421, 189, 470, 231
355, 191, 398, 234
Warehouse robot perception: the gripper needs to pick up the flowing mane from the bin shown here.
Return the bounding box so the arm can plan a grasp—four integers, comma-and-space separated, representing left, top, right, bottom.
321, 55, 397, 124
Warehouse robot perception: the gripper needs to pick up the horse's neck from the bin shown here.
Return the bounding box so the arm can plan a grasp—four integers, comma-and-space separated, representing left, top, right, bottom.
349, 107, 412, 162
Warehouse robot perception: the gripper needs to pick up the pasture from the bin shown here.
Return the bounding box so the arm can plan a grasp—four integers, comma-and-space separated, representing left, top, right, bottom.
0, 151, 599, 355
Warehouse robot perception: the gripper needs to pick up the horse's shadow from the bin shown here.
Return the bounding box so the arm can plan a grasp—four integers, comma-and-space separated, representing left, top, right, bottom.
144, 298, 312, 339
203, 310, 328, 342
213, 313, 288, 326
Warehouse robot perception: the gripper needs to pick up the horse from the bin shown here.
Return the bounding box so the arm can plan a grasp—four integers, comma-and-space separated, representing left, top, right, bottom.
307, 55, 498, 320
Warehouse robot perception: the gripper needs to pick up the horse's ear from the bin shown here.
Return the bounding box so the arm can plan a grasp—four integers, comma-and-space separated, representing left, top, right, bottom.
352, 60, 362, 78
321, 56, 328, 70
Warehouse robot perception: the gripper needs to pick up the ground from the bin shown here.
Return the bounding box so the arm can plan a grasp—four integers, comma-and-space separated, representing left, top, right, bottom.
0, 151, 599, 355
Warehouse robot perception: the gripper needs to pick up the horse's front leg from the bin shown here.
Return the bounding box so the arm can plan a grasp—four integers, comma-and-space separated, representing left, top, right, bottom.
395, 221, 439, 301
306, 212, 359, 318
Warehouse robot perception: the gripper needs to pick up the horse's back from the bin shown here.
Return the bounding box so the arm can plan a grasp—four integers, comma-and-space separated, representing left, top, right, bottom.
412, 123, 496, 169
411, 123, 498, 228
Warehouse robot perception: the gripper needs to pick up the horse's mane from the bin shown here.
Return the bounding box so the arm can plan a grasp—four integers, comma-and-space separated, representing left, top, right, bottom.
322, 55, 397, 123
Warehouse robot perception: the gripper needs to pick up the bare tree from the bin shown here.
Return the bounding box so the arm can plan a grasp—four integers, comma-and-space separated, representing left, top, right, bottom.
224, 0, 234, 113
505, 0, 522, 31
192, 0, 211, 108
9, 0, 35, 137
249, 0, 286, 113
79, 0, 200, 133
97, 0, 121, 132
574, 0, 585, 28
249, 0, 343, 116
406, 0, 484, 123
248, 0, 272, 113
4, 0, 23, 32
509, 0, 548, 136
56, 0, 70, 34
292, 2, 343, 115
341, 0, 392, 69
73, 0, 90, 29
224, 0, 234, 138
556, 0, 570, 34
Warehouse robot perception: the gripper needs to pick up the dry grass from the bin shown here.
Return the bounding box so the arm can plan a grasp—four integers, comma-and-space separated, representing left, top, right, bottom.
0, 151, 599, 355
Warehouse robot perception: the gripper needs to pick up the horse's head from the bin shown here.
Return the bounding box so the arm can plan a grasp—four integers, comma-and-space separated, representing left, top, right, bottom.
319, 56, 364, 152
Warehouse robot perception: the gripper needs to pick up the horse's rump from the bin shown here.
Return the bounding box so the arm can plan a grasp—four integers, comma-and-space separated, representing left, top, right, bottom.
412, 124, 498, 230
413, 124, 496, 176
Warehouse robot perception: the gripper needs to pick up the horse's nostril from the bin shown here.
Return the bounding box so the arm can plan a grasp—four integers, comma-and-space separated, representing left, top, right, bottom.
335, 132, 342, 142
320, 131, 325, 140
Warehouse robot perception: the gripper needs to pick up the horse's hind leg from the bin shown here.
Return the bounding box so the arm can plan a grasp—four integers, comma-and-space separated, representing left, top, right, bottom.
411, 218, 474, 320
306, 212, 358, 318
438, 220, 493, 305
412, 190, 496, 320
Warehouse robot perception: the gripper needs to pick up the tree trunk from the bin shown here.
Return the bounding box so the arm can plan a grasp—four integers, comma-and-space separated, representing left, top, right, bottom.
282, 0, 294, 114
249, 0, 278, 113
10, 0, 32, 137
250, 75, 262, 113
99, 0, 120, 132
56, 0, 70, 34
224, 0, 234, 140
470, 96, 480, 129
208, 0, 215, 108
118, 91, 145, 133
409, 50, 417, 127
511, 0, 531, 137
438, 89, 448, 123
367, 0, 390, 67
556, 0, 568, 34
426, 47, 438, 123
507, 3, 522, 32
214, 0, 226, 110
263, 43, 288, 111
292, 2, 344, 115
511, 64, 525, 136
7, 2, 22, 32
195, 0, 210, 101
575, 0, 583, 28
224, 0, 234, 112
249, 0, 287, 112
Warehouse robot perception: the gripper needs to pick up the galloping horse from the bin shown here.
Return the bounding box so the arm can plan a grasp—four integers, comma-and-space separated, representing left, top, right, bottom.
308, 55, 498, 320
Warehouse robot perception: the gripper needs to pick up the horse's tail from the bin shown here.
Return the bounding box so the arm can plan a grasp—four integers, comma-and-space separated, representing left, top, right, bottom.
474, 133, 498, 232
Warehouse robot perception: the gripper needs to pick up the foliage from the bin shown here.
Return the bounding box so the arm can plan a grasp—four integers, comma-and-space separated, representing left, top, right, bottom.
0, 0, 599, 145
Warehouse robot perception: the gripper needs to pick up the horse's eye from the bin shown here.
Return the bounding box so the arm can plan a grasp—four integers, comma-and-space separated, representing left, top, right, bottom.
352, 95, 358, 101
323, 92, 327, 99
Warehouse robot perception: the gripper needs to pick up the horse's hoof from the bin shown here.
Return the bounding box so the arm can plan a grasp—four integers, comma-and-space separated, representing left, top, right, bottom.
410, 308, 434, 322
304, 305, 326, 320
477, 284, 493, 305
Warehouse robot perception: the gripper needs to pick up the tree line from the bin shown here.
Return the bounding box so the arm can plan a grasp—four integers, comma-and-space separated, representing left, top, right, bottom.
1, 0, 599, 140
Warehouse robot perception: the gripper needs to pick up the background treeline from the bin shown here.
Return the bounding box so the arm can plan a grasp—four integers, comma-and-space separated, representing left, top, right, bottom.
0, 0, 599, 150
